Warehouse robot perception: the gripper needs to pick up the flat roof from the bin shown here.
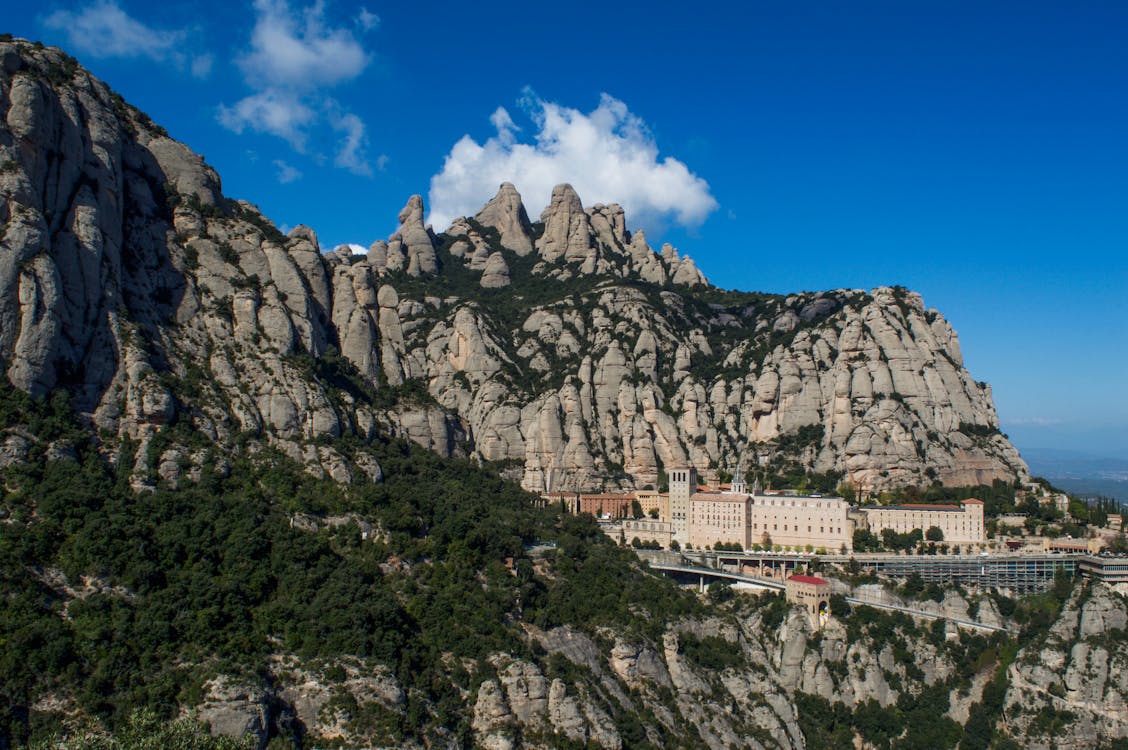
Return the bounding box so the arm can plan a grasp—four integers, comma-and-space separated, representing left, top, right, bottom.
866, 503, 963, 512
691, 492, 749, 502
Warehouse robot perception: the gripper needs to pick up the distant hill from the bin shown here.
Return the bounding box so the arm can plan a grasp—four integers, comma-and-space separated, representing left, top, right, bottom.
1023, 448, 1128, 503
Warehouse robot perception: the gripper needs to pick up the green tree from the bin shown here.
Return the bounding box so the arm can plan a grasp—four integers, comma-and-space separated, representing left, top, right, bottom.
707, 580, 734, 604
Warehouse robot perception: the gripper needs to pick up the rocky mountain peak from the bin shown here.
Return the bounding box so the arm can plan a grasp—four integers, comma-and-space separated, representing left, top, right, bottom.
382, 194, 436, 277
536, 183, 593, 265
474, 182, 534, 256
397, 193, 425, 225
0, 39, 1028, 492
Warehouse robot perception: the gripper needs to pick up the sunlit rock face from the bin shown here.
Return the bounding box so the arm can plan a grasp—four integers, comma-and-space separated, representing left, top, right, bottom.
0, 38, 1027, 491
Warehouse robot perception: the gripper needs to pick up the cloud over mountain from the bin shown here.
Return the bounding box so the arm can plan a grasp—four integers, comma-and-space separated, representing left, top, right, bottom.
427, 91, 717, 233
43, 0, 211, 77
217, 0, 376, 176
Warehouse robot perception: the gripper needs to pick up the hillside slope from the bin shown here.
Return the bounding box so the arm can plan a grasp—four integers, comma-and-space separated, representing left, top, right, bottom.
0, 37, 1026, 493
2, 385, 1124, 749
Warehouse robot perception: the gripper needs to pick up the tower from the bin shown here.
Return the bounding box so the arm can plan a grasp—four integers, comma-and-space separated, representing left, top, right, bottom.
730, 460, 747, 495
668, 466, 696, 547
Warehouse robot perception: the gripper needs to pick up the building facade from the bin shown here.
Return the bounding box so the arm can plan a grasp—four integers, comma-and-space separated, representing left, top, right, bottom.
623, 518, 673, 548
540, 492, 633, 519
857, 499, 985, 545
576, 493, 633, 519
688, 493, 749, 549
747, 492, 853, 552
634, 490, 668, 519
681, 486, 854, 552
786, 574, 832, 629
669, 466, 697, 546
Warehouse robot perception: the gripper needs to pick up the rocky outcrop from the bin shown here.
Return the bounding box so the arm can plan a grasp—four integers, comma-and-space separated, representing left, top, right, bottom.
1003, 583, 1128, 748
474, 182, 534, 256
0, 39, 1028, 492
197, 677, 270, 745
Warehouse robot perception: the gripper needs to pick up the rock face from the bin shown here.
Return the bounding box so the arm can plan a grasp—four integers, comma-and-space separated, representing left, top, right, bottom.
1003, 583, 1128, 748
0, 39, 1028, 491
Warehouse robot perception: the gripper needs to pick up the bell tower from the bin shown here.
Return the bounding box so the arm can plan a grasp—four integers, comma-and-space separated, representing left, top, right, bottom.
668, 466, 696, 546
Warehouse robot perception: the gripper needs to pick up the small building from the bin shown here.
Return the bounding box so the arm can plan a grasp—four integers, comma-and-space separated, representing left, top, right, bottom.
577, 493, 633, 519
1044, 536, 1105, 554
623, 518, 672, 548
634, 489, 668, 520
786, 574, 831, 629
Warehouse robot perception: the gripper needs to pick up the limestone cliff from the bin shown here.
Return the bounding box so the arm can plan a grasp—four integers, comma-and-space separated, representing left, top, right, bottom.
0, 39, 1027, 491
182, 582, 1127, 749
1002, 583, 1128, 748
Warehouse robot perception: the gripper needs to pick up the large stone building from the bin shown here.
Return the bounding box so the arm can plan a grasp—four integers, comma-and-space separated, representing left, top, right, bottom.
671, 468, 855, 552
688, 492, 749, 549
577, 470, 989, 554
857, 499, 985, 546
542, 492, 633, 519
747, 492, 853, 553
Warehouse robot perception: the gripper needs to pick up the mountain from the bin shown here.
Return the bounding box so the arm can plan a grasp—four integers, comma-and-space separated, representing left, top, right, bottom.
2, 38, 1124, 750
0, 37, 1027, 494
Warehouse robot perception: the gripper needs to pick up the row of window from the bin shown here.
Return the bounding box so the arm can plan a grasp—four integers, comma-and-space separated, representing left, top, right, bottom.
752, 523, 844, 535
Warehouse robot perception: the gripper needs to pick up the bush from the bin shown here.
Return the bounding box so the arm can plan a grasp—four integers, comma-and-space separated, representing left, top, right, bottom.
676, 632, 745, 671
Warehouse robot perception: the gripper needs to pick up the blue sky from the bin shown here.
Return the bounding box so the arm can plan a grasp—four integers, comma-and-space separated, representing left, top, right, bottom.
7, 0, 1127, 461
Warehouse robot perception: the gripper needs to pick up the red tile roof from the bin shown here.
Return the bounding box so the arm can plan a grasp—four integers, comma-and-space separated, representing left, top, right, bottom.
788, 574, 829, 586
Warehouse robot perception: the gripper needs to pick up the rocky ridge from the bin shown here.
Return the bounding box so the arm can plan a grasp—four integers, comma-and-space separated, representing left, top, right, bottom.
172, 582, 1128, 749
1003, 582, 1128, 748
0, 39, 1027, 491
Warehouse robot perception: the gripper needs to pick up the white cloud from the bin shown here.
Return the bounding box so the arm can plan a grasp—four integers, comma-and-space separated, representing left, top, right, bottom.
43, 0, 212, 77
427, 92, 717, 233
333, 112, 372, 176
190, 53, 214, 79
218, 0, 375, 176
217, 90, 316, 149
356, 7, 380, 32
1006, 417, 1065, 426
274, 159, 302, 184
237, 0, 369, 91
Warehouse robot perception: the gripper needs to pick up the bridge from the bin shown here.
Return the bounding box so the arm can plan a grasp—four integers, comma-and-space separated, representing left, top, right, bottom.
660, 549, 1097, 595
647, 562, 785, 591
644, 556, 1015, 634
